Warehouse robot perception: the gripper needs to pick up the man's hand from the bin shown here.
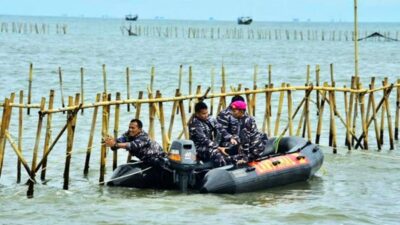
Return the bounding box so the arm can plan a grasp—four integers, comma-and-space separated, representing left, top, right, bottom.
217, 147, 228, 156
230, 138, 238, 145
103, 136, 116, 148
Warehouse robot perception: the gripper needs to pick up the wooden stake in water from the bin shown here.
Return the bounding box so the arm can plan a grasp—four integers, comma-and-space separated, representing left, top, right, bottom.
210, 67, 215, 115
99, 93, 108, 184
316, 83, 328, 144
315, 65, 320, 115
168, 89, 180, 142
188, 66, 193, 113
382, 80, 394, 150
40, 90, 54, 181
156, 91, 168, 150
84, 93, 101, 176
80, 67, 84, 114
274, 83, 285, 136
367, 79, 381, 150
126, 67, 131, 112
286, 84, 293, 136
102, 64, 107, 94
395, 79, 400, 140
27, 97, 46, 198
0, 98, 11, 178
27, 63, 33, 115
113, 92, 121, 170
58, 67, 66, 111
150, 66, 155, 93
17, 90, 24, 183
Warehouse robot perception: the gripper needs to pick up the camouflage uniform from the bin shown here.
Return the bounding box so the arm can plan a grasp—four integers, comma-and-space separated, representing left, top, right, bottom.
188, 116, 232, 167
112, 130, 165, 163
216, 106, 248, 146
234, 115, 268, 162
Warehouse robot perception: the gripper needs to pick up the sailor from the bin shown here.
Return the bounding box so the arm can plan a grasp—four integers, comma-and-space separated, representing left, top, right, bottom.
104, 119, 165, 165
188, 101, 232, 167
216, 95, 247, 148
230, 100, 268, 164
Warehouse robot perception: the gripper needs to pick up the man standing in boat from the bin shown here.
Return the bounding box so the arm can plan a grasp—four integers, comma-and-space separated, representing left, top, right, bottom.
189, 102, 232, 167
103, 119, 165, 165
230, 100, 267, 163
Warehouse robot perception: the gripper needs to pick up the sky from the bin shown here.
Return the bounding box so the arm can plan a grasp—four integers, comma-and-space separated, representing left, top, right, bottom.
1, 0, 399, 22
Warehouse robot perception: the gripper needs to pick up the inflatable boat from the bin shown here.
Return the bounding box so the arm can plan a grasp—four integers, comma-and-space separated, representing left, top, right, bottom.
107, 136, 323, 194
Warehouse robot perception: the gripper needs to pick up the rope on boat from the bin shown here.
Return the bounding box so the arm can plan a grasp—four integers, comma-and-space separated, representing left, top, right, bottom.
99, 166, 152, 185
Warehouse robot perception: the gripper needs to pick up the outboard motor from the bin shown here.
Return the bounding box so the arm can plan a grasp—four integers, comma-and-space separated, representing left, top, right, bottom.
168, 140, 198, 192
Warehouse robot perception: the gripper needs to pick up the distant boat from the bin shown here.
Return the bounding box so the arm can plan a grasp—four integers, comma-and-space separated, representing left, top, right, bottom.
238, 16, 252, 25
125, 14, 138, 21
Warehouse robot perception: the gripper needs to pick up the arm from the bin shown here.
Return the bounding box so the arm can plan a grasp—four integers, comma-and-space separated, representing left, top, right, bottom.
189, 119, 218, 150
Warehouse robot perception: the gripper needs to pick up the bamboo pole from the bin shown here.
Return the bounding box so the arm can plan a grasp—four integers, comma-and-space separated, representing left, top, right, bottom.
80, 67, 84, 114
40, 90, 54, 181
262, 85, 269, 134
286, 84, 293, 136
367, 80, 381, 150
27, 97, 46, 198
344, 86, 352, 150
58, 66, 66, 111
252, 65, 258, 116
126, 67, 131, 112
245, 88, 252, 116
0, 98, 11, 178
354, 0, 359, 78
27, 63, 33, 115
210, 67, 215, 115
84, 93, 101, 176
99, 93, 108, 184
5, 131, 31, 177
380, 81, 386, 146
347, 77, 356, 147
113, 92, 121, 170
178, 65, 183, 92
156, 91, 169, 150
305, 85, 312, 142
188, 66, 193, 113
274, 83, 285, 136
315, 83, 328, 144
168, 90, 180, 142
178, 93, 189, 139
329, 89, 337, 153
150, 66, 155, 93
148, 92, 155, 140
17, 90, 23, 183
102, 64, 107, 94
127, 91, 143, 162
358, 83, 368, 149
395, 79, 400, 140
63, 96, 75, 190
382, 80, 394, 150
315, 65, 320, 115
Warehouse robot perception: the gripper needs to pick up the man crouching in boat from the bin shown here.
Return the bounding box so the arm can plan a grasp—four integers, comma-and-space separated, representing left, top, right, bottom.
189, 102, 233, 167
103, 119, 165, 165
230, 101, 268, 164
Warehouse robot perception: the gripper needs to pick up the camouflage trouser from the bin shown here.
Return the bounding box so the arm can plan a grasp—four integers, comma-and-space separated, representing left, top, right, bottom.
210, 151, 233, 167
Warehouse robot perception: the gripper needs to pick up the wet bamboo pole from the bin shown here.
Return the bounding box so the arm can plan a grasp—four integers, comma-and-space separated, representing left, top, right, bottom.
156, 91, 168, 150
245, 88, 252, 116
251, 65, 258, 116
102, 64, 107, 94
168, 90, 180, 143
17, 90, 23, 183
84, 93, 101, 176
127, 91, 143, 162
5, 131, 31, 177
358, 83, 368, 149
63, 95, 79, 190
344, 86, 352, 150
178, 92, 189, 139
274, 83, 285, 136
80, 67, 84, 114
40, 90, 54, 181
347, 77, 356, 147
99, 93, 108, 184
210, 67, 215, 115
178, 65, 183, 92
188, 66, 193, 113
58, 67, 66, 111
0, 98, 11, 177
27, 63, 33, 115
126, 67, 131, 112
315, 83, 328, 144
367, 79, 381, 150
304, 84, 312, 142
150, 66, 155, 93
148, 91, 155, 140
315, 65, 320, 115
329, 89, 337, 153
380, 81, 386, 146
262, 85, 269, 134
286, 84, 293, 136
382, 80, 394, 150
27, 97, 46, 198
113, 92, 121, 170
396, 79, 400, 140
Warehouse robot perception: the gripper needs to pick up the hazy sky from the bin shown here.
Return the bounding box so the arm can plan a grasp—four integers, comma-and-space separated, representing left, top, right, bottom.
1, 0, 399, 22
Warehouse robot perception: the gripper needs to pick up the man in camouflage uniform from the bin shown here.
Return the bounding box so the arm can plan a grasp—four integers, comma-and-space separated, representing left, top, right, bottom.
189, 102, 232, 167
217, 95, 247, 148
104, 119, 165, 164
230, 101, 268, 163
